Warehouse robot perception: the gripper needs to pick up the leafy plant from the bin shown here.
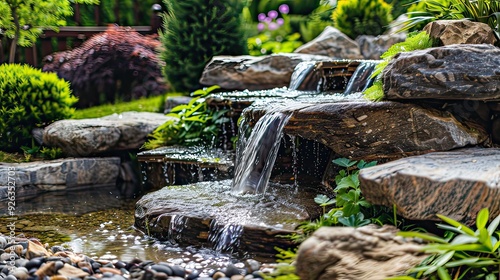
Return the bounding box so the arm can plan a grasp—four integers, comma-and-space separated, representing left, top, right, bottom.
0, 0, 98, 63
39, 147, 64, 160
332, 0, 393, 39
260, 247, 300, 280
291, 158, 376, 241
395, 0, 500, 40
364, 31, 436, 101
391, 208, 500, 280
160, 0, 247, 93
0, 64, 77, 152
143, 85, 229, 149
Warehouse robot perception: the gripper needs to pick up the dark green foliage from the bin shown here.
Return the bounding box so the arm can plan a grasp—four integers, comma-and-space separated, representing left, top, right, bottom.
160, 0, 247, 93
249, 0, 321, 18
143, 86, 229, 149
332, 0, 393, 39
386, 0, 416, 18
0, 64, 77, 152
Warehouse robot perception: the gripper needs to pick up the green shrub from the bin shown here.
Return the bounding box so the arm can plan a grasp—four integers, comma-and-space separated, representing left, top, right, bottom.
160, 0, 247, 93
0, 64, 77, 152
332, 0, 393, 39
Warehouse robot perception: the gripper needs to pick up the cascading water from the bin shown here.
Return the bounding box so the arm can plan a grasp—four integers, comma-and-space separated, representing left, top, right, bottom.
231, 110, 292, 194
343, 60, 380, 95
288, 61, 318, 91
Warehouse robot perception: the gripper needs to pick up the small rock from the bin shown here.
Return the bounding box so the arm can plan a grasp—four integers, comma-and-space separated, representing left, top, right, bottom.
170, 265, 185, 278
150, 264, 172, 276
212, 271, 227, 280
244, 259, 261, 273
225, 264, 242, 278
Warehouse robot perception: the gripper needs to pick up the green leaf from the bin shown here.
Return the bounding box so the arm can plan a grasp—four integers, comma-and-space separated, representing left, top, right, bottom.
332, 158, 357, 168
314, 194, 335, 206
444, 257, 480, 267
477, 208, 489, 230
436, 267, 452, 280
423, 251, 454, 275
397, 231, 448, 243
437, 214, 476, 236
487, 213, 500, 236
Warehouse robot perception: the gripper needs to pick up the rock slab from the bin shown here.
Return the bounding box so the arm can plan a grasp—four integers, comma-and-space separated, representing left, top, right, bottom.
383, 44, 500, 101
359, 148, 500, 225
424, 19, 497, 46
245, 99, 488, 160
294, 26, 364, 60
43, 111, 173, 156
199, 53, 333, 91
0, 157, 120, 200
356, 33, 406, 59
295, 225, 426, 280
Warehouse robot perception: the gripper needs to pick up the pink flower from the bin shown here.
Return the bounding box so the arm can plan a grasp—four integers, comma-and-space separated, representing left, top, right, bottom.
257, 13, 266, 22
268, 22, 278, 31
279, 4, 290, 14
268, 10, 278, 19
276, 18, 284, 26
257, 23, 265, 31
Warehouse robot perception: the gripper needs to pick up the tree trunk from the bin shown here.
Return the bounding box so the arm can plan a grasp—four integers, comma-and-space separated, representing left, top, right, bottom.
8, 5, 20, 63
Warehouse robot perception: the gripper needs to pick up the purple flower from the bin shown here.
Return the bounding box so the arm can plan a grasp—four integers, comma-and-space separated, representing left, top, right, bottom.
268, 10, 278, 19
276, 18, 284, 26
264, 16, 272, 23
257, 13, 266, 22
257, 23, 265, 32
268, 22, 278, 31
279, 4, 290, 14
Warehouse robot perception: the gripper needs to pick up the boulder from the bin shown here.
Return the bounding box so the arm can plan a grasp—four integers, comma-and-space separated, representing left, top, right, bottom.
295, 225, 427, 280
383, 44, 500, 101
43, 112, 173, 157
423, 19, 497, 46
356, 33, 406, 59
359, 148, 500, 226
0, 157, 120, 200
244, 99, 489, 161
199, 53, 332, 91
294, 26, 364, 60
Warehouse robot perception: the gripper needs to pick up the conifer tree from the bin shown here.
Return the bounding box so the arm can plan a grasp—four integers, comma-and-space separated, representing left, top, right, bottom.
160, 0, 247, 93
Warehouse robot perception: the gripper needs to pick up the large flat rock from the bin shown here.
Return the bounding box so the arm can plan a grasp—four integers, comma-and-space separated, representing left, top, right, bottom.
199, 53, 333, 91
134, 180, 325, 258
359, 148, 500, 225
383, 44, 500, 101
43, 112, 173, 156
0, 157, 120, 200
244, 99, 488, 160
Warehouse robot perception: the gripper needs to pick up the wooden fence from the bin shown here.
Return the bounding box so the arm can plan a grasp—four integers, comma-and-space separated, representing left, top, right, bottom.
0, 1, 162, 67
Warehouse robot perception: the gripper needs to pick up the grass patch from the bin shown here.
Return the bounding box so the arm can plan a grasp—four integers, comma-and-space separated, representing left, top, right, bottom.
0, 151, 27, 163
72, 94, 181, 119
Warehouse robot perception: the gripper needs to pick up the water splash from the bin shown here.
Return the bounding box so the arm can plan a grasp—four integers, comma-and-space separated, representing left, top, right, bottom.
209, 220, 243, 253
343, 60, 380, 95
232, 111, 292, 194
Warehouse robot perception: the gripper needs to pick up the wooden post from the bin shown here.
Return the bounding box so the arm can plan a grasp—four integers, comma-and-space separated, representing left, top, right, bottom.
150, 3, 163, 33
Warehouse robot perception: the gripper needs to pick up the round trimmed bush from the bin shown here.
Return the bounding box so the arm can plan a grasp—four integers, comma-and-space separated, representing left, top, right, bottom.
332, 0, 393, 39
0, 64, 77, 151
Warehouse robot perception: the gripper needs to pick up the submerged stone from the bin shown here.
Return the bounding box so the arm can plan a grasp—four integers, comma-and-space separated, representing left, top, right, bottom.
359, 148, 500, 225
134, 180, 326, 258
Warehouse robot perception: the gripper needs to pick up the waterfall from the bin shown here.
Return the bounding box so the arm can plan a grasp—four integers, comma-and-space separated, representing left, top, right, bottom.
288, 61, 318, 91
232, 111, 292, 194
343, 61, 379, 95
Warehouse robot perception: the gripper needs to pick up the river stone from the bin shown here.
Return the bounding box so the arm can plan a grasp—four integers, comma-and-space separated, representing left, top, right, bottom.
0, 157, 120, 200
244, 99, 488, 161
359, 148, 500, 225
293, 26, 363, 60
134, 180, 325, 258
43, 112, 173, 156
295, 225, 426, 280
356, 33, 406, 59
199, 53, 332, 91
423, 19, 497, 46
383, 44, 500, 101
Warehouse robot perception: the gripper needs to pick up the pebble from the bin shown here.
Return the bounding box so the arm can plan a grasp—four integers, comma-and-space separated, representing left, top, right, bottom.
0, 234, 282, 280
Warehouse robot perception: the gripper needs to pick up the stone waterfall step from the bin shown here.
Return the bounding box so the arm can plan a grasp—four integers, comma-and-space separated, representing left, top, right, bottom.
134, 180, 327, 259
137, 146, 234, 189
